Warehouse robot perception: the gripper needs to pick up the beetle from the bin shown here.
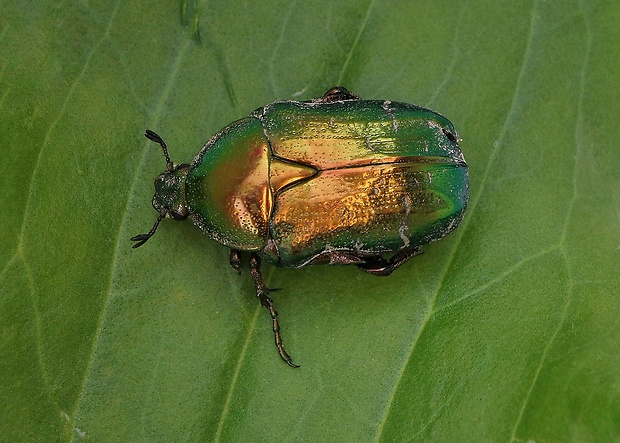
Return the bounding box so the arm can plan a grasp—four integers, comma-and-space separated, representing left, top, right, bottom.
132, 86, 468, 367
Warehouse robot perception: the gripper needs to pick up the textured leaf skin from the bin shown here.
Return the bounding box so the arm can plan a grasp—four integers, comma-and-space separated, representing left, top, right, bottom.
1, 1, 619, 442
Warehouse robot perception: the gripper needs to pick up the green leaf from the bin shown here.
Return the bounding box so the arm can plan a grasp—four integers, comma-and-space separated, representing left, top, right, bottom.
2, 1, 619, 441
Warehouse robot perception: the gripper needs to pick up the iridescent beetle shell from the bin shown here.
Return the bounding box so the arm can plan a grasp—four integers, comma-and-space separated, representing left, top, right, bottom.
133, 87, 469, 367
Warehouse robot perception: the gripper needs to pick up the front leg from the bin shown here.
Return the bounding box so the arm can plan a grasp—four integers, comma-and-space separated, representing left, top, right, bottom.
249, 253, 299, 368
229, 249, 241, 274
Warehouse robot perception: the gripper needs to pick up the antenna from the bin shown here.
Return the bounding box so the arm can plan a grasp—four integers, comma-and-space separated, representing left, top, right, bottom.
145, 129, 174, 172
131, 213, 164, 248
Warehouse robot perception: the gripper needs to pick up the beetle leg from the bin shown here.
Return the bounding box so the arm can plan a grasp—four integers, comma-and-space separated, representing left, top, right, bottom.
229, 249, 242, 274
315, 86, 360, 103
249, 253, 300, 368
357, 246, 423, 277
302, 250, 367, 267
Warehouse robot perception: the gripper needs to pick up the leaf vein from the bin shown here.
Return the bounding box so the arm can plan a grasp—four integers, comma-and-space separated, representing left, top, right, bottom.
213, 306, 261, 441
427, 1, 467, 106
268, 0, 297, 96
437, 245, 558, 313
375, 0, 539, 439
509, 2, 591, 440
337, 0, 376, 85
66, 4, 194, 440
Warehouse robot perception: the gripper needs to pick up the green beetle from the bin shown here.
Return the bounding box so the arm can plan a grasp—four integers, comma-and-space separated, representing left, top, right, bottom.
133, 87, 468, 367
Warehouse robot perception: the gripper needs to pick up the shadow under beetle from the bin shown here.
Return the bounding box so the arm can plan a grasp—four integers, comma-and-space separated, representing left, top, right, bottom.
132, 87, 469, 367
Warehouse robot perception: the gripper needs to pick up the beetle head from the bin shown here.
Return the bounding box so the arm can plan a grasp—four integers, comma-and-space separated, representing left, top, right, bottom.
151, 165, 190, 220
131, 130, 190, 249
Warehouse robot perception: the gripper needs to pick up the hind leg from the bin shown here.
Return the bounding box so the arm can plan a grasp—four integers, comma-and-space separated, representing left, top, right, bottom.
356, 247, 423, 277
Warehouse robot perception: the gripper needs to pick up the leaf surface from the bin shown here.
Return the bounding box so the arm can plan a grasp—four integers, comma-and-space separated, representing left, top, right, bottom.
1, 1, 619, 441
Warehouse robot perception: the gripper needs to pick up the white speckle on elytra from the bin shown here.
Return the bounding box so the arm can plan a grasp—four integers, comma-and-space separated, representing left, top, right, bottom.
382, 100, 398, 132
399, 195, 411, 248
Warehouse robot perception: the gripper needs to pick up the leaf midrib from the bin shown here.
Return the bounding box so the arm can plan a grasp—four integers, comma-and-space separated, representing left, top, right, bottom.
67, 12, 193, 442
